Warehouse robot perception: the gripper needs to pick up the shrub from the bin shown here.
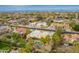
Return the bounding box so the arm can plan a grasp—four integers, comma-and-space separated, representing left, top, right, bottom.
40, 36, 51, 44
0, 42, 11, 53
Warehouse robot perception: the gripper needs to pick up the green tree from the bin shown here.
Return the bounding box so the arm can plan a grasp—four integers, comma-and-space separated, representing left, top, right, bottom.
72, 24, 79, 31
52, 29, 62, 47
36, 14, 43, 20
11, 32, 26, 47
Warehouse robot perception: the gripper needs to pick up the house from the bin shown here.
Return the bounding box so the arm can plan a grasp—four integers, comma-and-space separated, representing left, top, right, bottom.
53, 19, 64, 23
8, 20, 18, 25
62, 34, 79, 43
17, 18, 28, 25
8, 18, 29, 25
28, 22, 37, 28
13, 28, 26, 35
27, 30, 54, 39
28, 22, 48, 28
49, 23, 71, 31
36, 22, 47, 28
0, 25, 11, 34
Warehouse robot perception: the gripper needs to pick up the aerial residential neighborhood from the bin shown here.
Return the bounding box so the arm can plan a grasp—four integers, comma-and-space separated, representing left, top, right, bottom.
0, 12, 79, 53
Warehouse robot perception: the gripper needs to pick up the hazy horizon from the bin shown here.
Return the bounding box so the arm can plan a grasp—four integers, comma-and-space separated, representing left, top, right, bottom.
0, 5, 79, 12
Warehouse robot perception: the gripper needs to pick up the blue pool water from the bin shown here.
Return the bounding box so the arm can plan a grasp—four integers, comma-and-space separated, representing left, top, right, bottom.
0, 5, 79, 12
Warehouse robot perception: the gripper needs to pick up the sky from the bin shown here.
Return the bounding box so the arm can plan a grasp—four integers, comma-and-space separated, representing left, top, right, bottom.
0, 5, 79, 12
